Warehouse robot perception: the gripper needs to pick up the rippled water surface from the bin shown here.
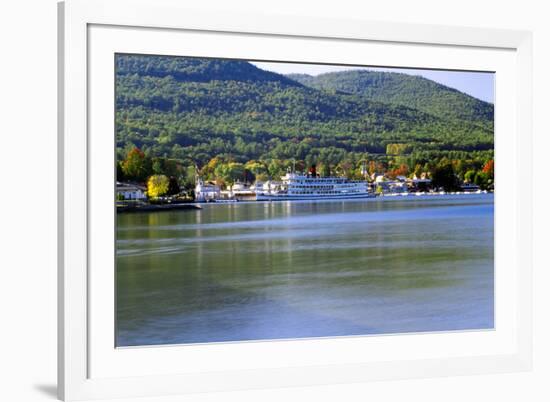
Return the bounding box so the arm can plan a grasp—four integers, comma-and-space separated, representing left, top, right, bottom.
116, 194, 494, 346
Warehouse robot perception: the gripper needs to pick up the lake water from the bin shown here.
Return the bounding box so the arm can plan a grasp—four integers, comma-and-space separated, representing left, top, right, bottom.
116, 194, 494, 347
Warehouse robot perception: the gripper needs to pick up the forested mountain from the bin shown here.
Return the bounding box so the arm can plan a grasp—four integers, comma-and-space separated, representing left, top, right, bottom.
116, 55, 493, 175
118, 55, 301, 86
287, 70, 494, 128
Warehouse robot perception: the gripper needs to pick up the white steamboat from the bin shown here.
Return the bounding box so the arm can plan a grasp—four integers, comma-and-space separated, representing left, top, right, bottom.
256, 171, 373, 201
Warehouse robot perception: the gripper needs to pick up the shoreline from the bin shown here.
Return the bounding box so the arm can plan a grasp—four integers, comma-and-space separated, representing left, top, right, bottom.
204, 191, 493, 203
117, 192, 493, 212
116, 203, 201, 213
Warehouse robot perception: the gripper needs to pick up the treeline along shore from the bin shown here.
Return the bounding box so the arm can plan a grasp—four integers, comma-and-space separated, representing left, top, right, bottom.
116, 145, 493, 207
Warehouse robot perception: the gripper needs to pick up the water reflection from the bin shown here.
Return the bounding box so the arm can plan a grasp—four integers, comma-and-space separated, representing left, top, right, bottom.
116, 194, 494, 346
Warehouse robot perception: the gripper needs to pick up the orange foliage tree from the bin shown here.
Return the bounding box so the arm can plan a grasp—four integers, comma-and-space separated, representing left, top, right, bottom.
482, 159, 494, 176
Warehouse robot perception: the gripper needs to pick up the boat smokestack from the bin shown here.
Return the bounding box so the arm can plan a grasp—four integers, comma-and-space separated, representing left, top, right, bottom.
309, 164, 317, 177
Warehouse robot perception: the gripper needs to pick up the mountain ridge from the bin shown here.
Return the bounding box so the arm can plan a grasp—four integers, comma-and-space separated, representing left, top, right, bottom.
117, 55, 302, 87
286, 70, 494, 127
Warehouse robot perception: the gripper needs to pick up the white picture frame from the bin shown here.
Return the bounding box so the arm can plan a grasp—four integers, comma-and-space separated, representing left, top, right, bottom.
58, 0, 533, 400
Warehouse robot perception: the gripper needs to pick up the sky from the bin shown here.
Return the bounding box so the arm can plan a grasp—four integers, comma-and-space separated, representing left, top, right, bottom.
251, 61, 494, 104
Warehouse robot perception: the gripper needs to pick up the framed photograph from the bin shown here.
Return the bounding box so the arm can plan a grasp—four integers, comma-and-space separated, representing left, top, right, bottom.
58, 0, 533, 400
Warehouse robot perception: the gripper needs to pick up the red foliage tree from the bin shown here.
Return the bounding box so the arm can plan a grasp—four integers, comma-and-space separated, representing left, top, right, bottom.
482, 159, 494, 176
387, 164, 409, 179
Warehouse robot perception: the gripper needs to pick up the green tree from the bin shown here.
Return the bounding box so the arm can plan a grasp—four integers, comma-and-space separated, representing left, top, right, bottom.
474, 172, 490, 190
116, 161, 125, 181
319, 162, 331, 177
152, 159, 163, 175
266, 159, 285, 179
245, 160, 268, 181
167, 177, 181, 196
214, 162, 246, 188
182, 165, 197, 191
431, 161, 460, 191
464, 170, 476, 183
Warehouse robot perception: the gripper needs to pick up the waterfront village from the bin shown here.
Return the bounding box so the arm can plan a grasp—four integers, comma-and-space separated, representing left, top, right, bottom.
115, 147, 494, 210
116, 167, 489, 210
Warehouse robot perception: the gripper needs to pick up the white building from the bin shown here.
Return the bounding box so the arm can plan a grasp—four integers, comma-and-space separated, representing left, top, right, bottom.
116, 182, 147, 200
231, 182, 253, 195
225, 182, 253, 200
195, 179, 221, 202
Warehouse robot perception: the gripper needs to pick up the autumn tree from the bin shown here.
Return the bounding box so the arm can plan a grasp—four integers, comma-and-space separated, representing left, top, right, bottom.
482, 159, 494, 176
386, 143, 412, 156
368, 160, 377, 175
121, 147, 152, 181
147, 175, 169, 198
201, 157, 223, 180
387, 163, 409, 179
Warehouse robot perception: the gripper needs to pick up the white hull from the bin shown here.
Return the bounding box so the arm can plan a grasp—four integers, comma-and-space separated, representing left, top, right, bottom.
256, 192, 375, 201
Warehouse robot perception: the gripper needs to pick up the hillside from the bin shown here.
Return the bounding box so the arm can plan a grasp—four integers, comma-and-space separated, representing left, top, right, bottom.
115, 55, 493, 170
118, 55, 301, 86
287, 70, 494, 128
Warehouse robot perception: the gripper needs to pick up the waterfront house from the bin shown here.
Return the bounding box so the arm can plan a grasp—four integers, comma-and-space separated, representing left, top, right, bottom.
116, 181, 147, 200
231, 182, 256, 200
195, 179, 221, 202
232, 182, 254, 195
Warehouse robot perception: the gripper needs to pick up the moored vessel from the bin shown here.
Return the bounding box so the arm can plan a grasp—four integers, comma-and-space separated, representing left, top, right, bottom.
256, 167, 373, 201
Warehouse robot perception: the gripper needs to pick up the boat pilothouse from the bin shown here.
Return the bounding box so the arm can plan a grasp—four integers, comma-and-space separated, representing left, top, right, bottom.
256, 165, 374, 201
